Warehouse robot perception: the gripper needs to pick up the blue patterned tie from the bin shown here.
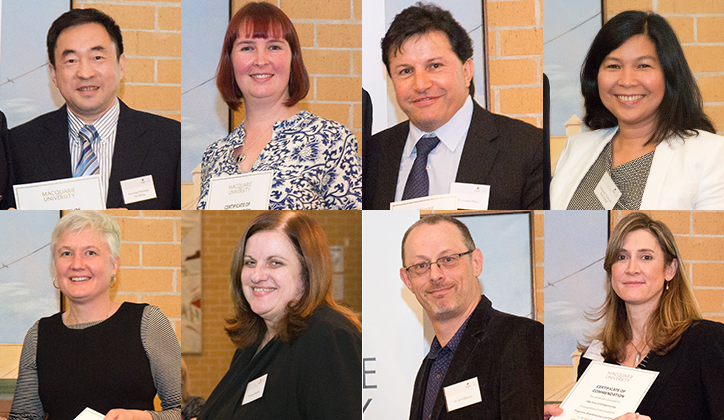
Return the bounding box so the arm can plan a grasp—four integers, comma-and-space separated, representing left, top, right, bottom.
402, 136, 440, 200
73, 124, 100, 177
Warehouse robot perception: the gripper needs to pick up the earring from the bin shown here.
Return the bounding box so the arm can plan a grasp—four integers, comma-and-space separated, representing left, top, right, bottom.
52, 277, 59, 289
665, 281, 670, 291
110, 275, 116, 288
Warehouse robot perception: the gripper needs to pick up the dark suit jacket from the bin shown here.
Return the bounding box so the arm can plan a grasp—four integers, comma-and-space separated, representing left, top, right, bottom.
578, 320, 724, 420
2, 101, 180, 209
409, 295, 543, 420
0, 111, 8, 206
362, 101, 550, 210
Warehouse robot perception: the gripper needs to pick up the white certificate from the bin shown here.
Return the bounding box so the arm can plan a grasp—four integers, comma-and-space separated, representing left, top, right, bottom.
13, 175, 105, 210
74, 407, 105, 420
554, 361, 658, 420
390, 194, 457, 210
450, 182, 490, 210
207, 171, 273, 210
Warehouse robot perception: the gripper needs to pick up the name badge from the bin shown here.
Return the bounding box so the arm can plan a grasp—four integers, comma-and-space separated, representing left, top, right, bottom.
241, 373, 268, 406
443, 377, 482, 412
13, 175, 105, 210
207, 171, 273, 210
594, 172, 621, 210
450, 182, 490, 210
120, 175, 157, 204
390, 194, 457, 211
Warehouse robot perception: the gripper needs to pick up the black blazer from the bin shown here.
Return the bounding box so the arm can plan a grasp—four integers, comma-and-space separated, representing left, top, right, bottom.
362, 101, 550, 210
409, 295, 543, 420
578, 320, 724, 420
2, 101, 180, 209
0, 110, 8, 206
199, 305, 361, 420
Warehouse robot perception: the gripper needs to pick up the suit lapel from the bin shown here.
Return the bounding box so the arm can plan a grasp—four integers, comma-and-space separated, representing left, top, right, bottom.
379, 121, 409, 206
640, 138, 676, 208
637, 341, 683, 411
106, 101, 151, 207
39, 106, 73, 180
455, 103, 498, 185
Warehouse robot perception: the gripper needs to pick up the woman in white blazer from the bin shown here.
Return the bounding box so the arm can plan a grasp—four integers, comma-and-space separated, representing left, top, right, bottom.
550, 11, 724, 210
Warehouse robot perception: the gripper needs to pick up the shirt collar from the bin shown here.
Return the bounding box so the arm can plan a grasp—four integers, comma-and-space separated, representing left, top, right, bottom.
405, 95, 473, 157
67, 98, 120, 143
427, 308, 474, 361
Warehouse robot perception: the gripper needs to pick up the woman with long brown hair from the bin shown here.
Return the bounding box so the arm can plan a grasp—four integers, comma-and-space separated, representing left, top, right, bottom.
198, 211, 361, 420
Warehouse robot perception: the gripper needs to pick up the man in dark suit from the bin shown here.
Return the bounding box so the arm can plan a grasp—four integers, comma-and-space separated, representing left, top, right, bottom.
1, 8, 179, 210
363, 4, 549, 210
399, 214, 542, 419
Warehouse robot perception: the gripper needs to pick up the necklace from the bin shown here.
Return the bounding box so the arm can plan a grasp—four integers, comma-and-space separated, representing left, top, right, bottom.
631, 340, 647, 365
235, 109, 288, 164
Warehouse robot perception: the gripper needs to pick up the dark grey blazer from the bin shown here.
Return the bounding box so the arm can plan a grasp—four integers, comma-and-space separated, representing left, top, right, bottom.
409, 295, 543, 420
362, 101, 550, 210
578, 320, 724, 420
3, 101, 180, 209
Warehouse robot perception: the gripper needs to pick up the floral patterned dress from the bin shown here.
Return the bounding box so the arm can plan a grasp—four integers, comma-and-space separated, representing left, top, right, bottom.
197, 111, 361, 209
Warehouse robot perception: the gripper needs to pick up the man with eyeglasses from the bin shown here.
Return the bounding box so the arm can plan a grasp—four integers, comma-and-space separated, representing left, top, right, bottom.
399, 214, 542, 420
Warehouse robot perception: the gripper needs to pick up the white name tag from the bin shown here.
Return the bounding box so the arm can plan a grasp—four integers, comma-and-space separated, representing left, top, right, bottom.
594, 172, 622, 210
390, 194, 457, 210
13, 175, 105, 210
207, 171, 273, 210
74, 407, 105, 420
120, 175, 157, 204
241, 373, 268, 406
444, 377, 482, 412
450, 182, 490, 210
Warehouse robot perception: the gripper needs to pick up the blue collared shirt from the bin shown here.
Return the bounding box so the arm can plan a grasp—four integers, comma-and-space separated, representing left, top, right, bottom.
394, 96, 474, 202
421, 312, 473, 420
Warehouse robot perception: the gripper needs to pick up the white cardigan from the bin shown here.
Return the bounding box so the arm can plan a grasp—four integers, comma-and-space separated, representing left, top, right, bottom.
551, 127, 724, 210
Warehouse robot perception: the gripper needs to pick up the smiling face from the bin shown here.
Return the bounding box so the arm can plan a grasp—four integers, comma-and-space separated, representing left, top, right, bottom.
232, 24, 292, 108
611, 229, 677, 312
241, 229, 305, 330
54, 228, 119, 304
597, 34, 665, 133
388, 30, 473, 132
50, 23, 124, 124
399, 221, 482, 323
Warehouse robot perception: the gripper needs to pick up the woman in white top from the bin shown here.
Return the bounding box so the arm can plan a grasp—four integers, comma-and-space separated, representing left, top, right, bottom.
550, 11, 724, 210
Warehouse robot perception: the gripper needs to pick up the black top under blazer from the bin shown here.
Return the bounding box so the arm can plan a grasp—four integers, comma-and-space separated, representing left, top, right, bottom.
409, 295, 543, 420
3, 100, 180, 209
362, 100, 550, 210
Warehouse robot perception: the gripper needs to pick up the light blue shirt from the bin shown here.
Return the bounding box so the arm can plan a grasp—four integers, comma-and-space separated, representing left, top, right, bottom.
394, 96, 474, 202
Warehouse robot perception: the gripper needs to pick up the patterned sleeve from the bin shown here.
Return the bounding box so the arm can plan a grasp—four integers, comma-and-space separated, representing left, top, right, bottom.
196, 145, 215, 209
141, 305, 182, 420
323, 123, 362, 210
8, 321, 45, 420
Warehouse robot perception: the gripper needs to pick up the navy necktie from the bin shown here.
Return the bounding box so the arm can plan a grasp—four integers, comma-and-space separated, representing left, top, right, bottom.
402, 136, 440, 200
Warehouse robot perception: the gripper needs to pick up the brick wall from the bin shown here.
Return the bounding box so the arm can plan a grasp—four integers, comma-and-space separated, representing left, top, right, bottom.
605, 0, 724, 133
230, 0, 362, 142
73, 0, 182, 121
184, 210, 362, 399
102, 210, 182, 337
487, 0, 543, 128
534, 210, 544, 321
613, 211, 724, 324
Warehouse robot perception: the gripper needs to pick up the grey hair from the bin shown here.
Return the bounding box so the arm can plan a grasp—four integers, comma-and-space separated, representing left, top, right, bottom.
50, 211, 121, 277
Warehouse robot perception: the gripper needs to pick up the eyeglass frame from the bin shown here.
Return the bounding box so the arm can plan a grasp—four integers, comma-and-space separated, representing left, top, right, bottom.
403, 249, 475, 277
